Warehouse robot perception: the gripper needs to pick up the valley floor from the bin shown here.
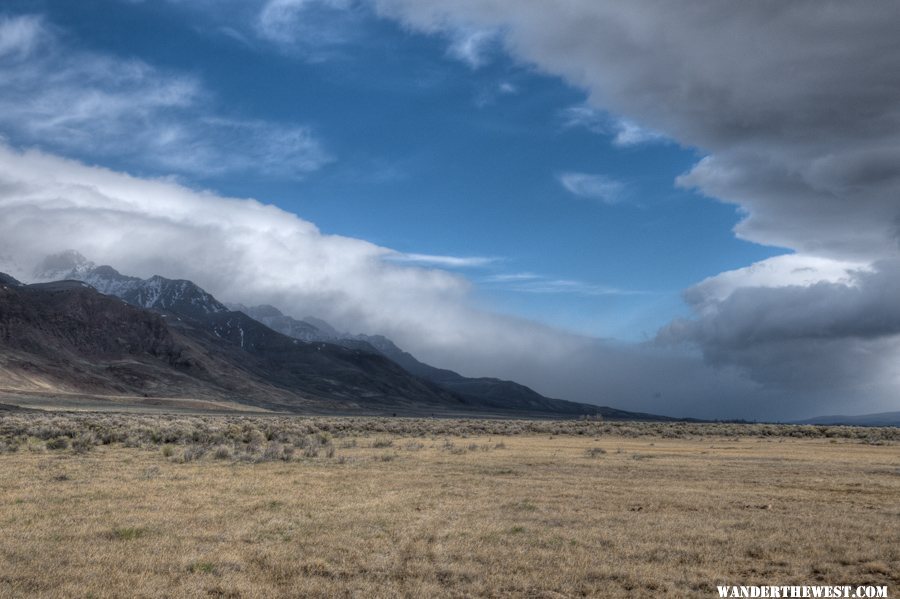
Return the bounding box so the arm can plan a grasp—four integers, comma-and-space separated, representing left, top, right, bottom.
0, 415, 897, 598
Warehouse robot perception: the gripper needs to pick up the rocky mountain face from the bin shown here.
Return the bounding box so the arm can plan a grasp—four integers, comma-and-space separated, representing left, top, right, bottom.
0, 277, 227, 400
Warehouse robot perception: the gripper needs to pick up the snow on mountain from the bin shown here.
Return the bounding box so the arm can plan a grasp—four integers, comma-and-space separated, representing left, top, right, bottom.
79, 265, 143, 297
36, 251, 228, 320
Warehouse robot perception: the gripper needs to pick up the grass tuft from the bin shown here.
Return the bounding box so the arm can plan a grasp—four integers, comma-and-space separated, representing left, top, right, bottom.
109, 526, 148, 541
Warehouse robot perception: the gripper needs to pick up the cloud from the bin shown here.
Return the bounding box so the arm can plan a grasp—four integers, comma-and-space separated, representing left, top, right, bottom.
446, 27, 498, 68
0, 13, 330, 179
473, 79, 519, 108
561, 104, 666, 147
371, 0, 900, 415
557, 172, 625, 204
658, 258, 900, 395
0, 142, 467, 338
374, 0, 900, 257
612, 119, 665, 148
510, 279, 633, 296
559, 105, 606, 134
483, 272, 639, 297
196, 118, 331, 178
678, 254, 868, 307
386, 253, 500, 268
676, 151, 900, 262
255, 0, 367, 60
483, 272, 540, 283
0, 13, 45, 58
247, 1, 502, 69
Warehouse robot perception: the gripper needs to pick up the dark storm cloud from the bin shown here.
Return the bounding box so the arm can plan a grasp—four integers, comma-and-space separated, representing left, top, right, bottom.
658, 261, 900, 391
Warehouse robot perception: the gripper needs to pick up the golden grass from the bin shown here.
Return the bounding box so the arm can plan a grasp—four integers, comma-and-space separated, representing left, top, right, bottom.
0, 423, 898, 598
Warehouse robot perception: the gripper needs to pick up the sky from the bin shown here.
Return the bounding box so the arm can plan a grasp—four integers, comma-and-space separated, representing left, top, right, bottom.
1, 0, 899, 420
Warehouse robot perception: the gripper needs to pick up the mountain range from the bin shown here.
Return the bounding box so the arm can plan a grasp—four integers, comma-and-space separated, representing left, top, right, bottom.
0, 275, 467, 414
0, 251, 678, 419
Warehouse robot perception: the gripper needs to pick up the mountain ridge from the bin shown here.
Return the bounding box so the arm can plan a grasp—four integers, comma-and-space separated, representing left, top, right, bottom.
13, 251, 682, 420
34, 253, 589, 415
0, 275, 474, 413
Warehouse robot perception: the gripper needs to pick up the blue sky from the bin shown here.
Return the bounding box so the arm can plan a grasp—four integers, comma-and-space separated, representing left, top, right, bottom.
2, 0, 783, 341
2, 1, 898, 419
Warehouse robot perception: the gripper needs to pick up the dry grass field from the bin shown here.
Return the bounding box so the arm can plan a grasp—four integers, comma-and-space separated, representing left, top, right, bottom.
0, 413, 897, 598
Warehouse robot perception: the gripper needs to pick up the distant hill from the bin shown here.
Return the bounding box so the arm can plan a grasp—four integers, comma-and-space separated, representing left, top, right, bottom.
793, 412, 900, 427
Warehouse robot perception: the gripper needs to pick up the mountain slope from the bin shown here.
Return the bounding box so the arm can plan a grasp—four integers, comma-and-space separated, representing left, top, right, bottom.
197, 310, 466, 409
233, 304, 600, 414
33, 254, 469, 410
338, 334, 676, 419
0, 275, 468, 413
0, 277, 242, 401
234, 305, 654, 418
227, 303, 323, 342
0, 273, 21, 287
